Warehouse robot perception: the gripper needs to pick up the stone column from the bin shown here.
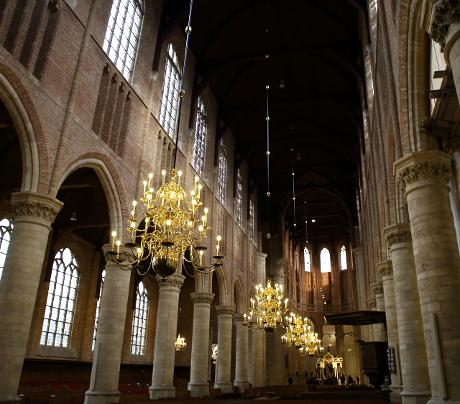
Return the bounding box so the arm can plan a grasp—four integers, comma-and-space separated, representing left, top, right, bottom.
430, 0, 460, 106
0, 192, 62, 402
149, 274, 185, 399
384, 224, 431, 404
377, 261, 402, 396
248, 324, 256, 387
370, 282, 386, 342
214, 305, 235, 393
233, 313, 249, 391
188, 292, 214, 398
253, 326, 266, 388
396, 150, 460, 404
84, 246, 132, 404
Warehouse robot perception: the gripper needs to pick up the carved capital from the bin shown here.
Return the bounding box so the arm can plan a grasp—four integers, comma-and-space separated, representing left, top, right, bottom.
156, 273, 185, 290
384, 223, 412, 249
376, 260, 393, 277
11, 192, 63, 224
429, 0, 460, 48
190, 292, 214, 305
102, 244, 133, 269
367, 297, 376, 309
216, 305, 235, 316
395, 151, 451, 191
371, 281, 383, 297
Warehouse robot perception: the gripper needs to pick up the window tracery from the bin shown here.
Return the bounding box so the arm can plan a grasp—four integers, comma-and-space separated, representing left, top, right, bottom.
0, 218, 13, 280
235, 168, 243, 226
131, 281, 148, 355
92, 270, 106, 351
304, 246, 311, 272
320, 247, 331, 273
192, 97, 207, 175
217, 141, 227, 204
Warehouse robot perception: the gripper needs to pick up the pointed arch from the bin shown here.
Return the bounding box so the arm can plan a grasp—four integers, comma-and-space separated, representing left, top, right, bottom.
320, 247, 331, 273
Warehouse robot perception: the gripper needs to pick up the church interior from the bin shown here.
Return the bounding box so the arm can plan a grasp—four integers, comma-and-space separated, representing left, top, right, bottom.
1, 0, 460, 403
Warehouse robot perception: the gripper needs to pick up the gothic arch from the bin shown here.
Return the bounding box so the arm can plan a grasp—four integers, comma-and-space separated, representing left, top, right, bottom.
52, 156, 126, 236
0, 69, 41, 193
233, 277, 245, 313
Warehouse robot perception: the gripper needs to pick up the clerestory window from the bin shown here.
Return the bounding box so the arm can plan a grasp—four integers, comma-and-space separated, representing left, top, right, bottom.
192, 97, 207, 175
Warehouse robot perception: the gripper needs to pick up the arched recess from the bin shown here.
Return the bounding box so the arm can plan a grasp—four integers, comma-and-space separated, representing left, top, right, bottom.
52, 157, 125, 236
212, 265, 229, 306
233, 277, 245, 313
0, 70, 41, 193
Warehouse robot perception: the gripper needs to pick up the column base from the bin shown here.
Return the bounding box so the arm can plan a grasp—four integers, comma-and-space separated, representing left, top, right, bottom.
214, 382, 233, 394
390, 384, 403, 396
187, 383, 210, 397
149, 385, 175, 399
0, 394, 20, 403
84, 390, 120, 404
427, 400, 460, 404
401, 391, 431, 404
233, 380, 249, 392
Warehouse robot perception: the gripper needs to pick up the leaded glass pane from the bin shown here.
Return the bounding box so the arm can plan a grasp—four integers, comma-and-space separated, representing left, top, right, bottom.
131, 281, 148, 355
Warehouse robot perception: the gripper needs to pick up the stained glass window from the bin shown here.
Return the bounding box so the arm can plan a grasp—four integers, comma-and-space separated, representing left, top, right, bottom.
0, 218, 13, 280
131, 281, 148, 355
320, 248, 331, 273
40, 248, 79, 348
192, 97, 207, 175
92, 270, 106, 351
159, 43, 181, 140
103, 0, 143, 80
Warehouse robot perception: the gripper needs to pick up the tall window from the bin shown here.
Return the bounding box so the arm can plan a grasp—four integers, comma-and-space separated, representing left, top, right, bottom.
235, 169, 243, 226
0, 218, 13, 280
340, 246, 347, 270
320, 247, 331, 273
92, 270, 106, 351
131, 281, 148, 355
192, 97, 207, 175
103, 0, 143, 81
160, 43, 181, 140
40, 248, 79, 348
430, 41, 447, 113
304, 246, 311, 272
249, 199, 255, 243
217, 142, 227, 204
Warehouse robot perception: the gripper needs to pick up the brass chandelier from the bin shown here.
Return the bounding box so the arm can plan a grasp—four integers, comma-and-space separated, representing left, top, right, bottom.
299, 324, 323, 356
110, 0, 223, 276
243, 280, 289, 331
175, 334, 187, 352
281, 314, 323, 356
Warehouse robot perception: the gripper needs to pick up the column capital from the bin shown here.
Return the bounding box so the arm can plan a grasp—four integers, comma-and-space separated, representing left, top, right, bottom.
102, 244, 134, 269
216, 305, 235, 316
233, 312, 245, 322
190, 292, 214, 305
11, 192, 63, 225
367, 297, 376, 309
371, 281, 383, 297
395, 150, 451, 191
429, 0, 460, 48
384, 223, 412, 249
156, 273, 185, 290
376, 260, 393, 278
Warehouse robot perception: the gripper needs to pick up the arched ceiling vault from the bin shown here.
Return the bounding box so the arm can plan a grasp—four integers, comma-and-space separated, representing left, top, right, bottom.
159, 0, 366, 240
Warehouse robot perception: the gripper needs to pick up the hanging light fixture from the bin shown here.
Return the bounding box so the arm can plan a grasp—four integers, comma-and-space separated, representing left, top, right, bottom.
281, 312, 308, 348
243, 280, 289, 332
175, 334, 187, 352
110, 0, 223, 276
299, 322, 324, 357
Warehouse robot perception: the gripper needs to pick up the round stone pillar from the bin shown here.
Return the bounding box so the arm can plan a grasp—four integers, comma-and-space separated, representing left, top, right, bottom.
371, 281, 386, 342
214, 305, 235, 393
247, 323, 256, 387
430, 0, 460, 105
233, 313, 249, 391
396, 150, 460, 404
149, 274, 185, 399
84, 246, 132, 404
0, 192, 62, 402
188, 292, 214, 398
377, 261, 402, 396
384, 224, 431, 404
253, 326, 266, 387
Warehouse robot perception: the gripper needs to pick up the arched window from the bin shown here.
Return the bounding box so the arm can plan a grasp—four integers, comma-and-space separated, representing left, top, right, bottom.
103, 0, 143, 80
159, 43, 181, 139
340, 246, 347, 270
304, 246, 311, 272
40, 248, 79, 348
192, 97, 207, 175
320, 247, 331, 273
235, 168, 243, 226
0, 218, 13, 280
131, 281, 148, 355
430, 40, 447, 113
92, 270, 106, 351
217, 140, 227, 204
249, 199, 256, 243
